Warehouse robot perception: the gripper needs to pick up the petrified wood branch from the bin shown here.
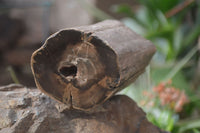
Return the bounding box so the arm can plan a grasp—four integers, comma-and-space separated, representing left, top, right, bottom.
31, 20, 156, 110
0, 84, 168, 133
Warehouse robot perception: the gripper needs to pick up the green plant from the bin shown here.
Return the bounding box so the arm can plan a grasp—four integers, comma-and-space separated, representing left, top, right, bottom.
113, 0, 200, 61
7, 66, 20, 84
114, 0, 200, 132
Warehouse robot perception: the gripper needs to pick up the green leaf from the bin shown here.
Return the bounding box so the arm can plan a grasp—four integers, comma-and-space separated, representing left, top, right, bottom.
137, 0, 180, 13
177, 119, 200, 132
111, 4, 134, 17
151, 67, 190, 91
193, 129, 200, 133
122, 18, 146, 35
146, 109, 176, 131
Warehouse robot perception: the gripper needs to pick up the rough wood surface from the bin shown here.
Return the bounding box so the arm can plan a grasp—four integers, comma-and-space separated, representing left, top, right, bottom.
31, 20, 156, 110
0, 84, 168, 133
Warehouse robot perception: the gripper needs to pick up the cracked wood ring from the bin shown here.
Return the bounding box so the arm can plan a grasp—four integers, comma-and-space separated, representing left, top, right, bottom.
31, 20, 156, 110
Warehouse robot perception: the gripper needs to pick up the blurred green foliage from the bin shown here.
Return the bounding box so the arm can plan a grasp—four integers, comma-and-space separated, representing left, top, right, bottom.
113, 0, 200, 61
113, 0, 200, 132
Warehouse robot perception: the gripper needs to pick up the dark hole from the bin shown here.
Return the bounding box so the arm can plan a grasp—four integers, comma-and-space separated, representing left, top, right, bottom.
59, 65, 77, 77
41, 96, 46, 101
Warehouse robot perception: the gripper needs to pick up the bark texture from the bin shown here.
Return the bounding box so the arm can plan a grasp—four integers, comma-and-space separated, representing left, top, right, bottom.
0, 84, 168, 133
31, 20, 156, 110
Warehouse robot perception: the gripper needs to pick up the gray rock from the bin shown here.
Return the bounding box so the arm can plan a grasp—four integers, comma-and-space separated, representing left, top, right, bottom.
0, 84, 169, 133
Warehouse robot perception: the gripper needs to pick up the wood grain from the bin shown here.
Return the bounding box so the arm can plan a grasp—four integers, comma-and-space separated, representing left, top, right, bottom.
31, 20, 156, 110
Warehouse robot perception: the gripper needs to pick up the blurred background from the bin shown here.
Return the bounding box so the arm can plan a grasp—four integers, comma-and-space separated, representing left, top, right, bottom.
0, 0, 200, 132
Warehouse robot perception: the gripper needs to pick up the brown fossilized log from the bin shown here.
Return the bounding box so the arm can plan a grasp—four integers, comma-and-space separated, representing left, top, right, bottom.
31, 20, 156, 110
